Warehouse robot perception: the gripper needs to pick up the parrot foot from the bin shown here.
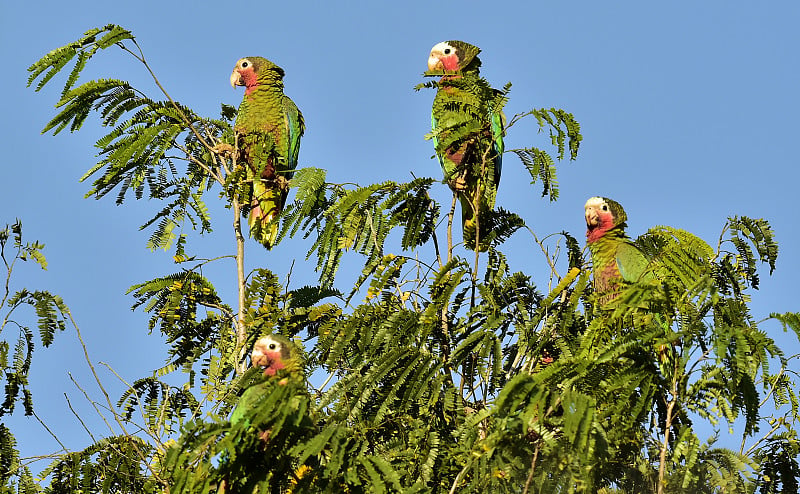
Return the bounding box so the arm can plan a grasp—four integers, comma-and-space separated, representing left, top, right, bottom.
212, 143, 235, 156
447, 173, 468, 192
275, 175, 290, 190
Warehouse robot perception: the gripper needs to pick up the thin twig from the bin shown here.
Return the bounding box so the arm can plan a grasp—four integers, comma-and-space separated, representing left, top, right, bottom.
171, 141, 225, 186
0, 237, 25, 332
284, 259, 296, 308
32, 409, 68, 452
0, 237, 16, 310
68, 372, 116, 435
231, 130, 249, 375
522, 444, 540, 494
67, 311, 167, 486
430, 202, 445, 270
119, 40, 214, 152
100, 361, 165, 447
743, 421, 783, 457
526, 226, 562, 281
440, 192, 458, 366
447, 193, 457, 264
315, 371, 337, 395
64, 393, 97, 442
448, 461, 470, 494
658, 355, 681, 494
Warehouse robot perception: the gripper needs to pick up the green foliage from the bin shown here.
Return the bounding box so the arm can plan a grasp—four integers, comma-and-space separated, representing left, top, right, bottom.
754, 434, 800, 494
27, 25, 134, 97
1, 424, 38, 494
163, 371, 317, 493
509, 108, 582, 200
40, 435, 157, 494
720, 216, 778, 291
0, 222, 69, 493
28, 25, 221, 253
282, 173, 445, 288
0, 221, 68, 416
14, 24, 800, 494
117, 377, 200, 436
129, 270, 231, 370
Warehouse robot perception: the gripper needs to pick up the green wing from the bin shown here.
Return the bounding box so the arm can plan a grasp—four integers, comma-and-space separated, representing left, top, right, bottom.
616, 241, 651, 283
230, 383, 265, 427
431, 79, 505, 251
281, 95, 304, 178
431, 111, 442, 169
244, 96, 304, 249
229, 367, 272, 428
431, 99, 459, 182
486, 105, 505, 209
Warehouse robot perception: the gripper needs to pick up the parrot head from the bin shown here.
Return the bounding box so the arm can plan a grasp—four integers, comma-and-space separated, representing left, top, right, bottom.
230, 56, 285, 93
251, 334, 297, 377
427, 40, 482, 74
585, 196, 627, 242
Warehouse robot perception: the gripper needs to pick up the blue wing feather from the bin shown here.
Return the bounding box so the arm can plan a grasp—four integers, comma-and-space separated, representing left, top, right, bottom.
282, 96, 304, 178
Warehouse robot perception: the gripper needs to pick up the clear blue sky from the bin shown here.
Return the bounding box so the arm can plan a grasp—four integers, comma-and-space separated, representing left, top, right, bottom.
2, 0, 799, 471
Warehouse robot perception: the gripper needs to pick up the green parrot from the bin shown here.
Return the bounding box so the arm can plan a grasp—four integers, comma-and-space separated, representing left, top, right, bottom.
584, 196, 652, 299
426, 40, 505, 251
215, 335, 306, 493
230, 334, 304, 427
231, 57, 304, 248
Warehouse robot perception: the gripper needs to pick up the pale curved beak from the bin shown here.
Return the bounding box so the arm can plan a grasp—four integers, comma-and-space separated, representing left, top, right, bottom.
230, 69, 242, 88
251, 347, 266, 367
585, 207, 599, 227
427, 53, 443, 72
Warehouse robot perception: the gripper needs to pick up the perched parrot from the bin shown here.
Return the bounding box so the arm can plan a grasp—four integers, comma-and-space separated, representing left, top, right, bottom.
231, 56, 304, 248
230, 334, 304, 427
426, 40, 505, 251
214, 335, 307, 493
584, 197, 652, 299
250, 334, 303, 380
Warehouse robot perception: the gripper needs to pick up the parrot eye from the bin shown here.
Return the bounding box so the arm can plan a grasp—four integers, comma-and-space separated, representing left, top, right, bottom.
269, 343, 277, 350
444, 48, 451, 55
241, 61, 249, 68
601, 204, 608, 211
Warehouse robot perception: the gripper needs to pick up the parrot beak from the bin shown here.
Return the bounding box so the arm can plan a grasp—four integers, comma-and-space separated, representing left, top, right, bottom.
252, 351, 277, 374
230, 69, 243, 88
251, 344, 268, 367
427, 53, 444, 72
585, 207, 600, 228
584, 197, 607, 229
251, 345, 283, 375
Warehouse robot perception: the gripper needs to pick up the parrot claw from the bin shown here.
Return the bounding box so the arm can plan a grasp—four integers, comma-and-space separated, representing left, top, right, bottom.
212, 143, 235, 156
448, 173, 468, 192
275, 175, 290, 190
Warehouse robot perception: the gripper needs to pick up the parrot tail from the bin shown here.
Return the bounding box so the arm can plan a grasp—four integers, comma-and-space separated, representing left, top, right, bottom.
248, 186, 284, 249
459, 195, 492, 252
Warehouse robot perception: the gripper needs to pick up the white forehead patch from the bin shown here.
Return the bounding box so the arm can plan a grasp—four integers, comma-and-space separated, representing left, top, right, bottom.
431, 41, 456, 55
433, 41, 452, 50
584, 196, 605, 209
